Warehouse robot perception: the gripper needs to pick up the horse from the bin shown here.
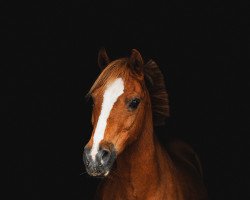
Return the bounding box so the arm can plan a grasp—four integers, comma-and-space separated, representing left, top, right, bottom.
83, 48, 208, 200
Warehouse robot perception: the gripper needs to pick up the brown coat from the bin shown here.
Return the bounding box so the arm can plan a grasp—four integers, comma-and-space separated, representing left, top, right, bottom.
86, 49, 208, 200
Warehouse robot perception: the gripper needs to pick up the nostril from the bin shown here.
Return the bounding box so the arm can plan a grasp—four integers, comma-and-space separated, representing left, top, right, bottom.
101, 149, 111, 161
102, 150, 109, 157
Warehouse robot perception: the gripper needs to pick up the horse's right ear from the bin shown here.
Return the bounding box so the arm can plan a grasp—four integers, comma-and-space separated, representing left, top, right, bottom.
98, 48, 110, 70
129, 49, 144, 74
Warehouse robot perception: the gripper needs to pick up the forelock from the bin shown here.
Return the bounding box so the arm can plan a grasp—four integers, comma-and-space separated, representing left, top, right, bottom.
87, 58, 131, 97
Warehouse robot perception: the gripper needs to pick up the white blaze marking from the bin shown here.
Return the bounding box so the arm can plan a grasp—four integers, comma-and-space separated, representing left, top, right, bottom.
90, 78, 124, 160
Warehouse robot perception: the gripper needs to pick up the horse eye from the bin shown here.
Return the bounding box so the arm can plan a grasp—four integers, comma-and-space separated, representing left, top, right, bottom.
128, 98, 140, 110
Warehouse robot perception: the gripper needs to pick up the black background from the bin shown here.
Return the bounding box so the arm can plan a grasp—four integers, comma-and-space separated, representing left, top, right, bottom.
4, 1, 249, 200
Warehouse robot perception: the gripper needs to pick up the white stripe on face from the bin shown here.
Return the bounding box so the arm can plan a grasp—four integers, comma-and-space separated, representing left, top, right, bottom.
90, 78, 124, 160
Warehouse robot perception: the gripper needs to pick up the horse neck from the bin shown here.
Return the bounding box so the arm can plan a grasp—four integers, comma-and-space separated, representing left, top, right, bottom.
114, 101, 163, 191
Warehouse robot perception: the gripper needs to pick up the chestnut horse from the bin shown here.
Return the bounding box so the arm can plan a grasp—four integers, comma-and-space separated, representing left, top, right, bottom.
83, 49, 208, 200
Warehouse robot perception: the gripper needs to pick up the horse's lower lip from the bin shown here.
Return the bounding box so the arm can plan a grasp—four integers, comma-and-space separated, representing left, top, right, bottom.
91, 174, 106, 178
88, 171, 109, 177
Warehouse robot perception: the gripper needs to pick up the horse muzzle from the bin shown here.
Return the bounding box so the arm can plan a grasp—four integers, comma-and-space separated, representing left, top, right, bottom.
83, 145, 116, 177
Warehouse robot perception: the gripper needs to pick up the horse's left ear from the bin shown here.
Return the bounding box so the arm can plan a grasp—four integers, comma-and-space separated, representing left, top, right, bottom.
98, 48, 110, 70
129, 49, 144, 73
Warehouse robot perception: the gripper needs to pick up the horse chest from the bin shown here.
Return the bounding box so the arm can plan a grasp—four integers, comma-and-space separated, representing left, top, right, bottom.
99, 181, 137, 200
99, 179, 165, 200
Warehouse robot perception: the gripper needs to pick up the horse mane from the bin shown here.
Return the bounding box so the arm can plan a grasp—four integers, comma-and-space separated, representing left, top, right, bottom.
144, 59, 170, 126
87, 58, 169, 126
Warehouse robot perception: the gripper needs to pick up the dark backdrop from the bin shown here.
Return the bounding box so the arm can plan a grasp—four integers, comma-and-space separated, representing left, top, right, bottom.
4, 1, 249, 200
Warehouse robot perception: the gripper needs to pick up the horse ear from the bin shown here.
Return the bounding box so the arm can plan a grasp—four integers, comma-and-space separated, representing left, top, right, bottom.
98, 48, 110, 70
129, 49, 144, 73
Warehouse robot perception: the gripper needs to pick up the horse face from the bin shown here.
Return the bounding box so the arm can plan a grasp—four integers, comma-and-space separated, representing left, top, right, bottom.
83, 76, 147, 177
